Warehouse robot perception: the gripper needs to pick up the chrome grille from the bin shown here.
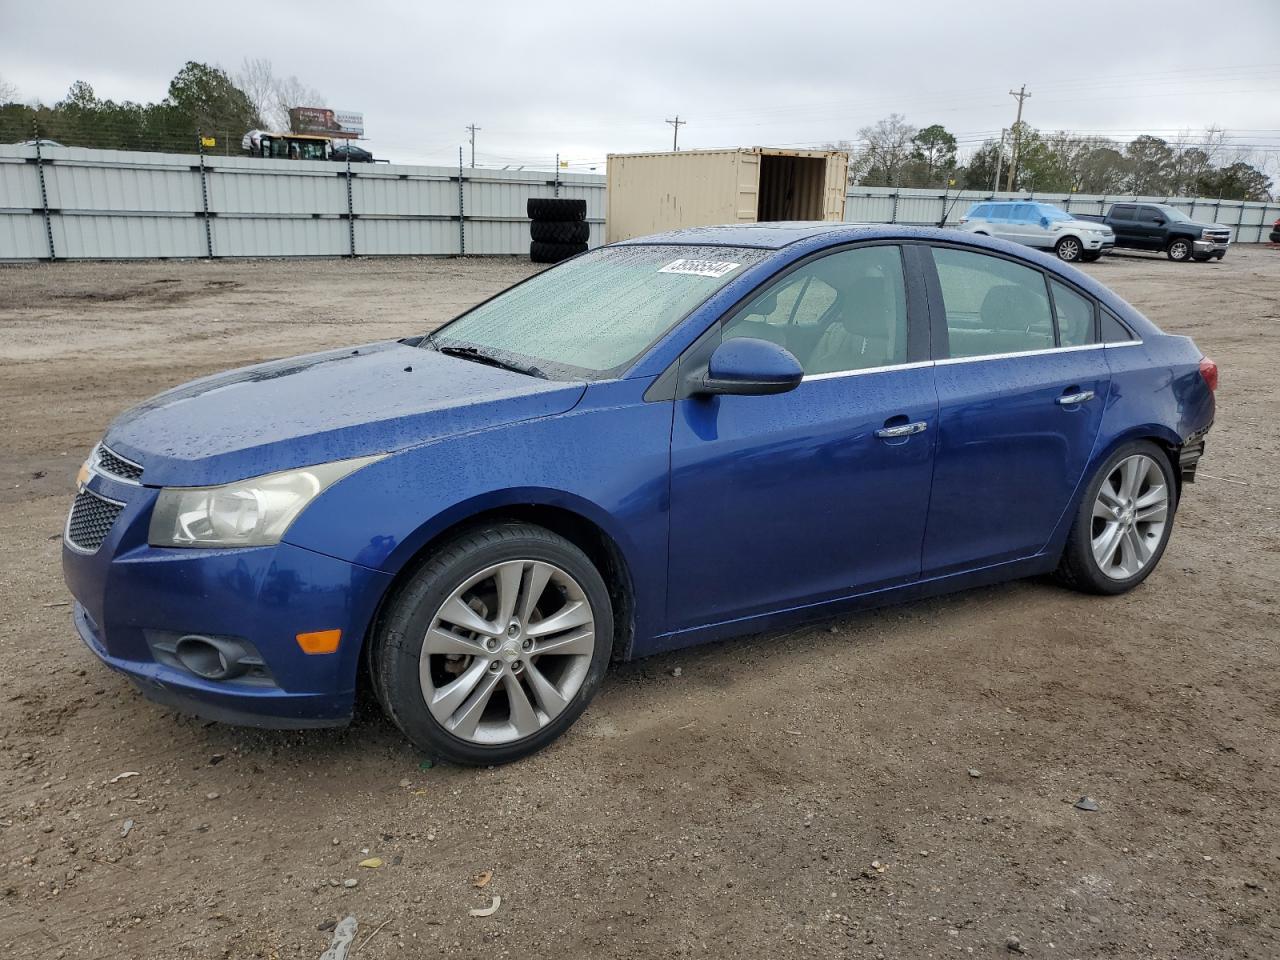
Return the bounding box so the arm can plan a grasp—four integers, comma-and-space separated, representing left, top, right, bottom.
95, 444, 143, 482
66, 490, 124, 552
1203, 228, 1231, 244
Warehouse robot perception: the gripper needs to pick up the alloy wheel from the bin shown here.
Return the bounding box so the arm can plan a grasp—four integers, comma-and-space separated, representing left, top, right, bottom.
1058, 238, 1080, 261
1090, 454, 1169, 580
419, 560, 596, 745
1169, 240, 1190, 261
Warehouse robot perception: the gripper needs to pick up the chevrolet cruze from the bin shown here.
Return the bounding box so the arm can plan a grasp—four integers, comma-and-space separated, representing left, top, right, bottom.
63, 223, 1217, 764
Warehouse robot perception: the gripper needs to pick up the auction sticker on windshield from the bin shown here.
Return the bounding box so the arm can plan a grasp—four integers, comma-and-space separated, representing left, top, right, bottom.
658, 258, 741, 278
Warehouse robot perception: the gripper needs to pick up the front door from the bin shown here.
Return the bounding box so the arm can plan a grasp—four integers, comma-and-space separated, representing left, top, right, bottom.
920, 245, 1111, 574
665, 244, 938, 632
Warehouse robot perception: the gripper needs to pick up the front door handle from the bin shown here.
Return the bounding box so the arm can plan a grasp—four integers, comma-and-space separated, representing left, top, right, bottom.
1056, 390, 1095, 407
875, 421, 928, 439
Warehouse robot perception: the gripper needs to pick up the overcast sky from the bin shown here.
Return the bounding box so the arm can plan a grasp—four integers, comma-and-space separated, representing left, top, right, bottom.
3, 0, 1279, 171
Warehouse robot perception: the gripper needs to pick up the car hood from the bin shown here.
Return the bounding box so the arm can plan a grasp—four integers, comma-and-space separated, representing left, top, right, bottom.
104, 341, 586, 487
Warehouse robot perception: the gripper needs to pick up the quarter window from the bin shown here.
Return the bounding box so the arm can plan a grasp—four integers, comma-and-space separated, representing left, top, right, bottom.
1050, 280, 1095, 347
1100, 308, 1134, 343
722, 246, 909, 375
932, 248, 1054, 358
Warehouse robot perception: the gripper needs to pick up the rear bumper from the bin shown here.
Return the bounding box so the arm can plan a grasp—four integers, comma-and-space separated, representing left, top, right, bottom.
1179, 425, 1211, 483
62, 472, 393, 729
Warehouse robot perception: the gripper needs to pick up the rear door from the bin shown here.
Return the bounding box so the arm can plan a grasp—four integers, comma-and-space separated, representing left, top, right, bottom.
919, 245, 1111, 575
1107, 204, 1141, 246
664, 243, 937, 631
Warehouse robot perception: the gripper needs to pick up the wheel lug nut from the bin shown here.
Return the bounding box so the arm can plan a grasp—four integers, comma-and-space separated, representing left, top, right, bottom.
489, 660, 501, 672
512, 659, 523, 672
521, 639, 533, 651
485, 638, 499, 651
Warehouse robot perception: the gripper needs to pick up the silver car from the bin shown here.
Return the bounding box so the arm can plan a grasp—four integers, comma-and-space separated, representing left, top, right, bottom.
958, 201, 1115, 263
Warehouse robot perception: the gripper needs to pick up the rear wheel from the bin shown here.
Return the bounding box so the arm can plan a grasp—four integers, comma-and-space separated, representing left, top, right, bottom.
1056, 441, 1177, 595
1167, 238, 1192, 262
1055, 236, 1082, 262
371, 523, 612, 764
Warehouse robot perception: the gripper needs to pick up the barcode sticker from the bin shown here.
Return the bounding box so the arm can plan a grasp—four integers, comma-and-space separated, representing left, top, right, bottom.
658, 258, 741, 278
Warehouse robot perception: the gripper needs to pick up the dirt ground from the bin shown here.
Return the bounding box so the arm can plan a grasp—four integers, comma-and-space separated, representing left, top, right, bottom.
1, 246, 1277, 960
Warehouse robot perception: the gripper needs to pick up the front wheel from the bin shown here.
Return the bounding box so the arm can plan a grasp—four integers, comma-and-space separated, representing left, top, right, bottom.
371, 523, 613, 764
1167, 238, 1192, 262
1056, 441, 1177, 595
1055, 236, 1083, 262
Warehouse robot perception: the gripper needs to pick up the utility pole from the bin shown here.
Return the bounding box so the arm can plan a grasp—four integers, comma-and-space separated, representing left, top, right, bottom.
465, 123, 481, 168
1005, 85, 1030, 192
665, 115, 686, 151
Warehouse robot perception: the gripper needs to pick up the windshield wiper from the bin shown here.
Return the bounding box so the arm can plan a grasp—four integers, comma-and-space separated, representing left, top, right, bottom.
435, 344, 547, 379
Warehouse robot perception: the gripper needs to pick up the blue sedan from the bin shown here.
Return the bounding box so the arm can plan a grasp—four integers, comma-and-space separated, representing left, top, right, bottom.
62, 224, 1217, 763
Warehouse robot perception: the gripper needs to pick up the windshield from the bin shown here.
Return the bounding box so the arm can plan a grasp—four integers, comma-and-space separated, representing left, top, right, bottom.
428, 244, 768, 379
1039, 206, 1072, 222
1153, 204, 1193, 222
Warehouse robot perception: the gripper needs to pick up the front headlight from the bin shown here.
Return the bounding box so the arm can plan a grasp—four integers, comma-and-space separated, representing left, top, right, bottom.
148, 454, 384, 548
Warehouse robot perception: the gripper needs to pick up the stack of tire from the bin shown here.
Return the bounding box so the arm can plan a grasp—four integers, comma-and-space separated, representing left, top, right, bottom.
528, 198, 588, 264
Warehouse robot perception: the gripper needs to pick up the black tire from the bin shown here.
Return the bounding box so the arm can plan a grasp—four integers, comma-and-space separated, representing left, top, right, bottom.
1055, 236, 1083, 262
1167, 237, 1192, 262
530, 220, 590, 244
530, 240, 588, 264
527, 197, 586, 222
1055, 440, 1178, 596
370, 523, 613, 765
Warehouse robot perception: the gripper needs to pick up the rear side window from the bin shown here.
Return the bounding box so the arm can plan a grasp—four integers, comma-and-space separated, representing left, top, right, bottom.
932, 248, 1054, 358
1050, 280, 1095, 347
970, 204, 991, 219
1100, 309, 1134, 343
1111, 204, 1136, 220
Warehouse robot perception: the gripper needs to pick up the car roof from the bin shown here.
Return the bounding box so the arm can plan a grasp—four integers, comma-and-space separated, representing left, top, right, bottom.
614, 222, 953, 250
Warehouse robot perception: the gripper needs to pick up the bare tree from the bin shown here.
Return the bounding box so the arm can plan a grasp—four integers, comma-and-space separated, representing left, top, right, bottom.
0, 74, 17, 103
855, 113, 917, 185
235, 58, 275, 128
820, 140, 868, 184
273, 75, 324, 132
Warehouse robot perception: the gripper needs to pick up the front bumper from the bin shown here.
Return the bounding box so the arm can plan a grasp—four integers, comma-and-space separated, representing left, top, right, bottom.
1193, 238, 1229, 258
1081, 234, 1114, 251
62, 472, 392, 729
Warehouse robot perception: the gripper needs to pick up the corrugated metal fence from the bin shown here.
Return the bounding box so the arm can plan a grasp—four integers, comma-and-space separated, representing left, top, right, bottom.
2, 143, 1276, 260
844, 185, 1280, 244
0, 144, 604, 260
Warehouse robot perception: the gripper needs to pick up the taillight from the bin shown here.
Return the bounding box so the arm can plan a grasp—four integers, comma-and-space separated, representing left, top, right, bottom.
1199, 356, 1218, 392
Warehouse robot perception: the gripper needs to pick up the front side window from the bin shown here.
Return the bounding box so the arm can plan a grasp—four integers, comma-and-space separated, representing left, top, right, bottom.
1051, 279, 1095, 347
1039, 205, 1072, 223
932, 247, 1053, 358
722, 246, 909, 375
1136, 207, 1164, 224
431, 244, 769, 378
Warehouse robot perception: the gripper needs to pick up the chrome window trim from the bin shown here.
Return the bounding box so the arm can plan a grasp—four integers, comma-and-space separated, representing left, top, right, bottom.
799, 339, 1146, 379
934, 343, 1105, 366
802, 359, 934, 382
64, 487, 126, 556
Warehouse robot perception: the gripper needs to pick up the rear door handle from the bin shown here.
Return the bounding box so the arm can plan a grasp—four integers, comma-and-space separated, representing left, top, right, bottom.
1056, 390, 1095, 407
875, 421, 928, 439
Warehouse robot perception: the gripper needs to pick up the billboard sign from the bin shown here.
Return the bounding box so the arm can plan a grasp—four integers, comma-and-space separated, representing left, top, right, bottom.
288, 107, 365, 139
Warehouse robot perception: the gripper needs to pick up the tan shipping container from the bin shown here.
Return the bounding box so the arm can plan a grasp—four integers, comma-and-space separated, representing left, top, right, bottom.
605, 147, 848, 243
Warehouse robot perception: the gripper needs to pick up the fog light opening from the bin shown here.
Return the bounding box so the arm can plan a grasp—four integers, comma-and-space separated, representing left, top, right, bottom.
175, 635, 250, 681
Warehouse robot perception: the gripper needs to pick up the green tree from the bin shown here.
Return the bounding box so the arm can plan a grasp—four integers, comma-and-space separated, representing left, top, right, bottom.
960, 140, 1002, 190
165, 61, 257, 137
910, 124, 958, 186
1196, 161, 1273, 201
1125, 135, 1174, 195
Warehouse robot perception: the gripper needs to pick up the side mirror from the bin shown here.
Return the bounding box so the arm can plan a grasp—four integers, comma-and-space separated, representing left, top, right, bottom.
1153, 217, 1165, 225
1039, 216, 1050, 227
697, 338, 804, 397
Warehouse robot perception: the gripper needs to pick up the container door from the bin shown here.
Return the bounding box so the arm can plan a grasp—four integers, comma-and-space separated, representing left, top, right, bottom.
824, 153, 849, 221
737, 150, 761, 224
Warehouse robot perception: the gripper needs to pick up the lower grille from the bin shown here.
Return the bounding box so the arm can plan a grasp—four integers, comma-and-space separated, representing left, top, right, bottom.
66, 490, 124, 552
